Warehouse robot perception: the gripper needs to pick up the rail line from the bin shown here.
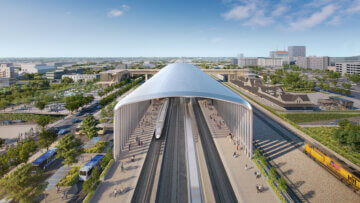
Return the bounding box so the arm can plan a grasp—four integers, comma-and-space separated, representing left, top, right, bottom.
192, 98, 237, 203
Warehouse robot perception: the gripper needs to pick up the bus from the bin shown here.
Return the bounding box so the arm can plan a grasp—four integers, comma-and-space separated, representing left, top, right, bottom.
32, 148, 57, 170
79, 154, 104, 181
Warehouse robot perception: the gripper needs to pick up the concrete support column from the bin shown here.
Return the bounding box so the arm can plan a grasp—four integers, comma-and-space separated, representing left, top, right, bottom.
145, 74, 148, 81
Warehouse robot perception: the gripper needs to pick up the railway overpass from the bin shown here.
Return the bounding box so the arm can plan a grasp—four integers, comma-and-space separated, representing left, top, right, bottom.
117, 68, 248, 80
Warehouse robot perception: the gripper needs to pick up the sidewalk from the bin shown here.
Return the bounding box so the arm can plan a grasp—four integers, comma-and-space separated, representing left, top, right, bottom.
91, 100, 162, 203
199, 100, 279, 203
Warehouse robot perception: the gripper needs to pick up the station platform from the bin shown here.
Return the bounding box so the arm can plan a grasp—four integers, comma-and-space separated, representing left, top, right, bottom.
198, 100, 279, 203
91, 101, 162, 203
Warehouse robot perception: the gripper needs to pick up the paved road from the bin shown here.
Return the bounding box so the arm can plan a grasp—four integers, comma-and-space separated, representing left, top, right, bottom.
156, 98, 188, 203
192, 99, 237, 203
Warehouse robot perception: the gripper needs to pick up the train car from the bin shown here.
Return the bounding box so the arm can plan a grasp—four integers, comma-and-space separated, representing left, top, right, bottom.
79, 154, 104, 181
155, 99, 169, 139
32, 148, 57, 170
305, 144, 360, 190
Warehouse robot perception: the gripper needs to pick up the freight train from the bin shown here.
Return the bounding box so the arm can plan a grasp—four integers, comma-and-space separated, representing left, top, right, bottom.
155, 98, 169, 139
305, 144, 360, 191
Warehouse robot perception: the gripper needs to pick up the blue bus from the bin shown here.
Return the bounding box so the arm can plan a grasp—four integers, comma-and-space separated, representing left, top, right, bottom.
32, 148, 57, 170
79, 154, 104, 181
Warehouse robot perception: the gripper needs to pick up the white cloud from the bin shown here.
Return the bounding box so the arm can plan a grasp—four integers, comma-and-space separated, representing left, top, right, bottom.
271, 5, 288, 17
222, 4, 255, 20
347, 0, 360, 13
122, 4, 131, 11
244, 10, 273, 26
328, 15, 341, 25
108, 9, 124, 17
290, 4, 336, 30
107, 5, 130, 18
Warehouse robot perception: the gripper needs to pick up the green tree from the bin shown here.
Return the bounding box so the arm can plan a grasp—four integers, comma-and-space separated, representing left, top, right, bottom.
342, 83, 351, 89
81, 115, 100, 139
39, 128, 58, 150
36, 115, 51, 129
83, 166, 100, 194
0, 138, 4, 148
0, 163, 46, 203
347, 73, 360, 83
56, 134, 83, 165
269, 167, 277, 181
61, 77, 74, 84
260, 155, 267, 167
278, 177, 287, 192
34, 100, 46, 110
254, 148, 261, 159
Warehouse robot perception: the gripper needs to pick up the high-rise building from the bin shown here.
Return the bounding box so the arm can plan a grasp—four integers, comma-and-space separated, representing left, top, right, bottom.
269, 51, 289, 59
296, 56, 329, 70
258, 58, 283, 68
336, 62, 360, 75
231, 58, 238, 65
0, 64, 16, 87
0, 64, 15, 79
288, 46, 306, 57
238, 57, 258, 67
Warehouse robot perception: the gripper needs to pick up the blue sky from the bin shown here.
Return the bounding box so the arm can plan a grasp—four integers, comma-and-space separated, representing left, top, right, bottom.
1, 0, 360, 57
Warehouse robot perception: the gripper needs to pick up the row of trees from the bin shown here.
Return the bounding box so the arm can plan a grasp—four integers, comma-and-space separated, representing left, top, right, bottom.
97, 80, 128, 97
99, 77, 143, 107
64, 94, 94, 113
334, 120, 360, 151
80, 115, 100, 139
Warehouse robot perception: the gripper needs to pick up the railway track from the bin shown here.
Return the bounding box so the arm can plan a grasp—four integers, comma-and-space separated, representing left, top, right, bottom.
192, 99, 237, 203
156, 98, 188, 203
131, 98, 173, 203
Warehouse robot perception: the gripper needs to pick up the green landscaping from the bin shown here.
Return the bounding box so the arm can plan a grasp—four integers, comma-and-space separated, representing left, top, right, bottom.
0, 113, 63, 122
57, 166, 80, 186
306, 125, 360, 166
84, 141, 108, 153
282, 113, 360, 124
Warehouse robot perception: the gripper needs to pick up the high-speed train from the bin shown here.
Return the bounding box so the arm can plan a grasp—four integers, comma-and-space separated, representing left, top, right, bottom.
155, 99, 169, 139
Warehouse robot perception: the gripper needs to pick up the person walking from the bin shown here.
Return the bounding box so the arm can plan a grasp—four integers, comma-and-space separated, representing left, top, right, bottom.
114, 189, 117, 197
245, 164, 248, 170
233, 151, 237, 158
129, 143, 131, 151
121, 162, 124, 172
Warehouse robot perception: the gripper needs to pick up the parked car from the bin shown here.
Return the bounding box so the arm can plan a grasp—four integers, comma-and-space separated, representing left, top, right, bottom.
72, 118, 80, 123
58, 129, 69, 135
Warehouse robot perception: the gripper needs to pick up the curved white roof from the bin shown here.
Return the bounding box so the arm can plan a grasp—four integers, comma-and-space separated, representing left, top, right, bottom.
115, 63, 251, 110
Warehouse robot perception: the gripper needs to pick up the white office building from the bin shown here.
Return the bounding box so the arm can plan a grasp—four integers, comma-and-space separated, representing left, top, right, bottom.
288, 46, 306, 57
62, 74, 98, 82
258, 58, 283, 68
21, 63, 56, 74
296, 56, 329, 70
336, 62, 360, 75
238, 57, 258, 67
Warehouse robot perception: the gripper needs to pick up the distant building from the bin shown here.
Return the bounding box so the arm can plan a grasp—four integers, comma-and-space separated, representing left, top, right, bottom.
238, 57, 258, 67
0, 64, 16, 87
230, 77, 314, 110
21, 63, 56, 74
288, 46, 306, 57
231, 58, 238, 65
62, 74, 98, 82
258, 58, 283, 68
116, 64, 128, 69
318, 96, 354, 110
270, 51, 289, 59
335, 62, 360, 76
330, 56, 360, 65
46, 68, 84, 80
98, 69, 130, 87
296, 56, 329, 70
0, 64, 15, 79
327, 66, 336, 72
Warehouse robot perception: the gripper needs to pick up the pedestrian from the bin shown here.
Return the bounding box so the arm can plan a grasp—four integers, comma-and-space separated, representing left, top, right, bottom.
245, 164, 248, 170
131, 155, 135, 162
114, 189, 117, 197
56, 185, 60, 193
233, 151, 237, 158
129, 143, 131, 151
121, 162, 124, 172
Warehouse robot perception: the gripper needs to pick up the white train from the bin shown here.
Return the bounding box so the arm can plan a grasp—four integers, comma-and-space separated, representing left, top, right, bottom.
155, 99, 169, 139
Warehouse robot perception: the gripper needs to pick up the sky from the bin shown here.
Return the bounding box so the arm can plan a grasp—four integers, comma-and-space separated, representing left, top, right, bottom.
1, 0, 360, 57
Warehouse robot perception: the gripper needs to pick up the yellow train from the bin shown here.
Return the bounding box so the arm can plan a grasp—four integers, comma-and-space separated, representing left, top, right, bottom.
305, 144, 360, 190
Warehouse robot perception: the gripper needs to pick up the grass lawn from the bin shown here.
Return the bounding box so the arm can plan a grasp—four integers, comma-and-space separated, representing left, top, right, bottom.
305, 127, 360, 166
0, 113, 64, 123
282, 113, 360, 124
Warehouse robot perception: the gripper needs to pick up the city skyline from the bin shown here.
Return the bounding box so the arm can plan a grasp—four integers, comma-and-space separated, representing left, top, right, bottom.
1, 0, 360, 57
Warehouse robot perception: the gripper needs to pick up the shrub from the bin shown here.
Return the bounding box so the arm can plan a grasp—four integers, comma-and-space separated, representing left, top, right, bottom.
84, 141, 108, 153
57, 166, 80, 186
